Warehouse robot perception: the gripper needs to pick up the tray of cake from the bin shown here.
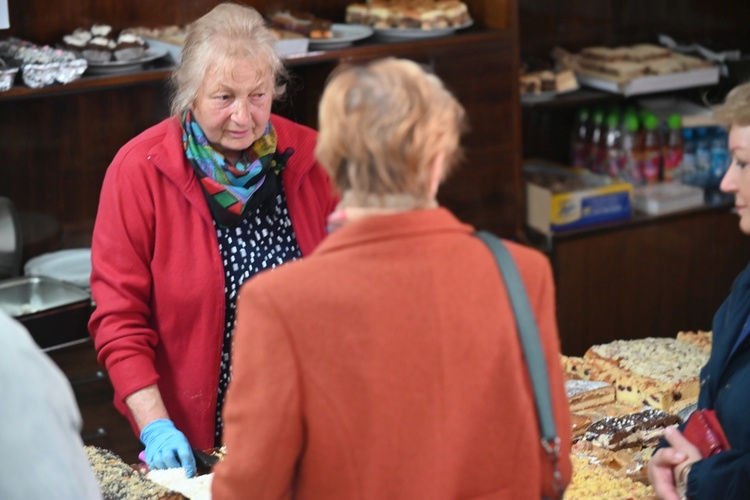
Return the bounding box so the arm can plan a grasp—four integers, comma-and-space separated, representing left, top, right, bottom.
519, 68, 579, 103
558, 330, 712, 498
573, 43, 719, 96
130, 10, 335, 62
85, 445, 225, 500
344, 0, 473, 40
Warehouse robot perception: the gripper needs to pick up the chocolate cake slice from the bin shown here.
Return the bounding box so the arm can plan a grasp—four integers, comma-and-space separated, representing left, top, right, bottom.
583, 408, 680, 450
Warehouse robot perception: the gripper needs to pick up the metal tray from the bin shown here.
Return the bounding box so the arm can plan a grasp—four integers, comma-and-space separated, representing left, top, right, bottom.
0, 276, 92, 349
0, 275, 90, 317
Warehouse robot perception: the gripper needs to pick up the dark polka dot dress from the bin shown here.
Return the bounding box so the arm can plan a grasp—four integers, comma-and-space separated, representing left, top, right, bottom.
213, 187, 302, 445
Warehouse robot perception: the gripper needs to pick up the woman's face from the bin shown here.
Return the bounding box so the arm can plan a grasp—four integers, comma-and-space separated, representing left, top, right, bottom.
720, 124, 750, 234
190, 57, 274, 164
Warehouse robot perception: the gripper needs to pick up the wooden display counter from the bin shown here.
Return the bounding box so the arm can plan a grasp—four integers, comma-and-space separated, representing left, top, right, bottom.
528, 198, 750, 356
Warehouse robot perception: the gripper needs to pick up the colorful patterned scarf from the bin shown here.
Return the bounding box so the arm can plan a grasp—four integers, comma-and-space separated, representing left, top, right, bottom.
182, 109, 291, 227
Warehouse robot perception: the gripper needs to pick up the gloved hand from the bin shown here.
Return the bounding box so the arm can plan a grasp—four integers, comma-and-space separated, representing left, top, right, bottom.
139, 419, 197, 478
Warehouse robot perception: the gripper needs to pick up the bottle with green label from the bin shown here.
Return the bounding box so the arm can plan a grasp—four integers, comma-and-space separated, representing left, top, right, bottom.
662, 114, 684, 182
641, 112, 662, 184
620, 112, 643, 184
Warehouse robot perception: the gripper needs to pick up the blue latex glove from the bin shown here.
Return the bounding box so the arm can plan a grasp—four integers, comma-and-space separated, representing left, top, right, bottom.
139, 419, 197, 478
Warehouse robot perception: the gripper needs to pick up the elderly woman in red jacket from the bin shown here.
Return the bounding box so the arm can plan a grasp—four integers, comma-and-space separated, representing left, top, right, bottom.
88, 3, 336, 477
212, 57, 572, 499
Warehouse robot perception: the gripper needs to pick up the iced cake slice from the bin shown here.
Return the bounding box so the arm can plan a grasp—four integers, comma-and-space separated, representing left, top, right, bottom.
566, 379, 616, 412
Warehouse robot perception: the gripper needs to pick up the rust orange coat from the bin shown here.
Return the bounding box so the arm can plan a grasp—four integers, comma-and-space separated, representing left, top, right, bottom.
212, 208, 572, 500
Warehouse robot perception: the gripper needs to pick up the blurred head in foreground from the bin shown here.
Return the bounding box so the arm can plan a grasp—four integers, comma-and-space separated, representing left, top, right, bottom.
316, 57, 467, 213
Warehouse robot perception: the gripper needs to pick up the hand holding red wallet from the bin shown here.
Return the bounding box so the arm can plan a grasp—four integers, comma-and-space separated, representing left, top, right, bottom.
682, 409, 731, 458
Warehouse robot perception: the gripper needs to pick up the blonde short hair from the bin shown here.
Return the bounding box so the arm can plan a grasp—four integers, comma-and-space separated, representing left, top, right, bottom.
714, 81, 750, 128
169, 2, 288, 116
315, 58, 466, 201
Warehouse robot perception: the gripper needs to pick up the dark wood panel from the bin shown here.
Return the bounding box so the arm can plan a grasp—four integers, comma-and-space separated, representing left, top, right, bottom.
0, 82, 170, 258
549, 208, 750, 356
519, 0, 750, 63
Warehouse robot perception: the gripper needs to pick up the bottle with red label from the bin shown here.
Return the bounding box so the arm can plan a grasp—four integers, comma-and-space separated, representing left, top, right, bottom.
662, 113, 684, 182
641, 112, 662, 184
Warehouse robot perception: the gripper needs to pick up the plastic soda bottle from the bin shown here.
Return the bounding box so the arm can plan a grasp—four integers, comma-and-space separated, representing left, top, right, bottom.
620, 112, 643, 184
662, 114, 684, 182
681, 127, 697, 184
570, 108, 590, 169
588, 109, 606, 173
603, 111, 623, 178
710, 127, 729, 188
641, 112, 662, 184
695, 127, 712, 187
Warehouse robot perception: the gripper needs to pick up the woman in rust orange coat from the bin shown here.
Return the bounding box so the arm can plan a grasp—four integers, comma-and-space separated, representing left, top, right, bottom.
212, 57, 572, 500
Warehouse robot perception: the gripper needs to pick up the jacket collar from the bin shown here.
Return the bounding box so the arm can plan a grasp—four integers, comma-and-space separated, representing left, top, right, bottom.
717, 262, 750, 358
145, 116, 212, 223
313, 207, 474, 256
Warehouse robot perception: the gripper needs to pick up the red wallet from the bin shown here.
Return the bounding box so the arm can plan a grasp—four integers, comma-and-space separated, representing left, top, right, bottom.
682, 409, 731, 457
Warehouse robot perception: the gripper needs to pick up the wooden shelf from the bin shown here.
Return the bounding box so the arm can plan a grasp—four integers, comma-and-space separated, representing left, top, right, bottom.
0, 28, 508, 102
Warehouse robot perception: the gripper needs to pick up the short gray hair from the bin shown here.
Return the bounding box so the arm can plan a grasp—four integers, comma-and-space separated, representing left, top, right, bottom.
315, 58, 466, 203
169, 2, 288, 116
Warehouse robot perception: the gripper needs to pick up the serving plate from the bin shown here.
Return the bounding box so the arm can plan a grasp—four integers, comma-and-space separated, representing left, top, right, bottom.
308, 24, 374, 50
85, 48, 168, 75
24, 248, 92, 289
373, 19, 473, 41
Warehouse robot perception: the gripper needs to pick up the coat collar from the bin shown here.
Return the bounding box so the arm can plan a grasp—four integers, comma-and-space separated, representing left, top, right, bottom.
313, 207, 475, 256
715, 261, 750, 357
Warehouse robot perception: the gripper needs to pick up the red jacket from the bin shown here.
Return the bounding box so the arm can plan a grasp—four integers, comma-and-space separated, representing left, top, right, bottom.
89, 114, 336, 449
213, 208, 572, 500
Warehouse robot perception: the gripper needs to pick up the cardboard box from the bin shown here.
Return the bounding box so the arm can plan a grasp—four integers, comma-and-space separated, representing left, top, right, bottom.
524, 161, 633, 234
